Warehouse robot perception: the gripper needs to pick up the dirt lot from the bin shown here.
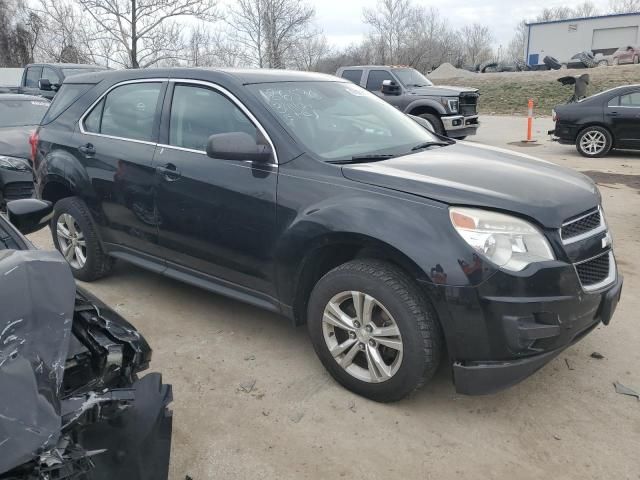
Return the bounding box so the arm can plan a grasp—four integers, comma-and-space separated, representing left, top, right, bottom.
434, 64, 640, 115
28, 117, 640, 480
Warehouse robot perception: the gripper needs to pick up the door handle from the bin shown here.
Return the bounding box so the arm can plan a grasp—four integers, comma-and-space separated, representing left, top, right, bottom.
606, 111, 619, 117
78, 143, 96, 155
156, 163, 181, 182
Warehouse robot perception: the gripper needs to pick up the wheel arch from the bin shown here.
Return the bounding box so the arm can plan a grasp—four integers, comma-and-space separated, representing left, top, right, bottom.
37, 148, 93, 204
406, 100, 446, 117
289, 233, 432, 326
577, 123, 616, 144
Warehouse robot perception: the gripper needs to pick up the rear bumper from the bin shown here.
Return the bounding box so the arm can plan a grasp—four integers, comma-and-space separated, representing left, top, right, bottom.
452, 274, 623, 395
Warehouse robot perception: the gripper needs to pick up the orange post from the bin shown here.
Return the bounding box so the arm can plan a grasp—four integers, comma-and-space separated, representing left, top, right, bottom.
527, 99, 534, 141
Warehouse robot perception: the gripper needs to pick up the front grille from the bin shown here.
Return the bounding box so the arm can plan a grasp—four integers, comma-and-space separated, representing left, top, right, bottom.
561, 208, 603, 242
459, 94, 478, 116
575, 252, 611, 288
3, 182, 34, 201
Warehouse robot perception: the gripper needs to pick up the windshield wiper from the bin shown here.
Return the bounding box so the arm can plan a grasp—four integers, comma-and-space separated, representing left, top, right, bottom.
410, 141, 451, 151
329, 154, 395, 165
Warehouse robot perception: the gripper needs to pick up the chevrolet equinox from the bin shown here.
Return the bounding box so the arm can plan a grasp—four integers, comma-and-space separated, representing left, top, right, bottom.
32, 69, 623, 402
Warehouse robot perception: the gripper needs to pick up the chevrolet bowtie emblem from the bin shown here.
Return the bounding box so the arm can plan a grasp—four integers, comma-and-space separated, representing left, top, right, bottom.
602, 233, 612, 249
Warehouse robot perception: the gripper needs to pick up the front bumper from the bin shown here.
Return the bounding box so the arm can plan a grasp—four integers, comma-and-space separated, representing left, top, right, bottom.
450, 274, 622, 395
442, 114, 479, 137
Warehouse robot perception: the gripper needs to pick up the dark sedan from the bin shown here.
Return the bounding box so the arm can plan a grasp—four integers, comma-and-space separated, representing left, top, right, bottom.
551, 84, 640, 157
0, 94, 50, 206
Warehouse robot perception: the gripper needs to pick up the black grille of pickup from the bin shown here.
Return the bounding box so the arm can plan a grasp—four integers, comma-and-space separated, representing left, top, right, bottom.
459, 94, 478, 116
3, 182, 34, 201
561, 208, 601, 241
575, 253, 610, 287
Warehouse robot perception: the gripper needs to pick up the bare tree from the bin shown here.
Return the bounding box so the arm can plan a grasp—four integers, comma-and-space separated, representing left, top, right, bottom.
76, 0, 218, 68
573, 1, 600, 17
363, 0, 415, 64
292, 31, 330, 71
460, 23, 494, 66
0, 0, 38, 66
228, 0, 315, 68
185, 22, 244, 67
608, 0, 640, 12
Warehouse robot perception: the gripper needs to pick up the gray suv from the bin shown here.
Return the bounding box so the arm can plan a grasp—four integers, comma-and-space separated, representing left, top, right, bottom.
336, 66, 479, 139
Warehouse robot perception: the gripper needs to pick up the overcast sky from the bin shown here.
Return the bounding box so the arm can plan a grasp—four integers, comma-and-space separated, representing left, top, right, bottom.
313, 0, 615, 49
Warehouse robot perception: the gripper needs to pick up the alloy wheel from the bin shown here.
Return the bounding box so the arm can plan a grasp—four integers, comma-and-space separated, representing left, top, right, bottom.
580, 131, 607, 155
322, 291, 403, 383
56, 213, 87, 269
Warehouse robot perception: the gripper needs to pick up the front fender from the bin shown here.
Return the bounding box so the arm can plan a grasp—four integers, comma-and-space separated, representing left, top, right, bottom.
405, 99, 446, 115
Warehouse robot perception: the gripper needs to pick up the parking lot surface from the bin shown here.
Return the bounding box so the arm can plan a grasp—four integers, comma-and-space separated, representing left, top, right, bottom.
29, 116, 640, 480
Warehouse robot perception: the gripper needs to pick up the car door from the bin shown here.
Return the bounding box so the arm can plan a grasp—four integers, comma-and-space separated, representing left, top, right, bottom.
22, 66, 42, 96
608, 90, 640, 149
364, 70, 405, 110
74, 80, 168, 259
153, 80, 278, 297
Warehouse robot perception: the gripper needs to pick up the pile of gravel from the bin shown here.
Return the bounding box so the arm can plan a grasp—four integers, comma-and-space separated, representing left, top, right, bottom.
429, 63, 476, 80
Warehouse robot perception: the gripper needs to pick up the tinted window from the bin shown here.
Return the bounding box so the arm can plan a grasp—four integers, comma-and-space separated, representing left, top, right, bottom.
42, 84, 92, 124
169, 84, 257, 151
366, 70, 395, 92
607, 97, 619, 107
0, 98, 49, 127
83, 82, 162, 142
620, 92, 640, 107
42, 67, 61, 85
24, 67, 42, 88
341, 69, 363, 84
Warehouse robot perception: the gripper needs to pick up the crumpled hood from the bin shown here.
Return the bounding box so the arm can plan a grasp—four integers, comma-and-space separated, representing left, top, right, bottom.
408, 85, 478, 96
0, 125, 35, 159
341, 142, 599, 228
0, 249, 75, 473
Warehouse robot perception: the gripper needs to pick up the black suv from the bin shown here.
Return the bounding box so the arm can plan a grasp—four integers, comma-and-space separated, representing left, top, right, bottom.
33, 68, 622, 402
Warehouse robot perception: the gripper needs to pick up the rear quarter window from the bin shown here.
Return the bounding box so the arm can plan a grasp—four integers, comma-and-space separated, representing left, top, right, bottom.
341, 69, 363, 84
41, 84, 93, 124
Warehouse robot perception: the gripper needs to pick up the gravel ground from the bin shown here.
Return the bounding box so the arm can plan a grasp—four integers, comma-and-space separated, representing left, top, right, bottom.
28, 117, 640, 480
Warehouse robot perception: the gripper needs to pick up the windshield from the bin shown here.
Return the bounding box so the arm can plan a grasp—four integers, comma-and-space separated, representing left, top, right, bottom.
247, 81, 440, 160
61, 68, 104, 77
393, 69, 433, 87
0, 99, 49, 127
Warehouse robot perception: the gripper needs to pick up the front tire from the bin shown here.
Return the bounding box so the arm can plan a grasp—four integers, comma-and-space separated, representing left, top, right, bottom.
576, 126, 612, 158
51, 196, 114, 281
307, 259, 443, 402
418, 113, 445, 135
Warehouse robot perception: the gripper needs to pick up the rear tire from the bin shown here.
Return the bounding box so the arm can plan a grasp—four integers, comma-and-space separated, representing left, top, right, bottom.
576, 126, 612, 158
418, 113, 445, 135
307, 259, 443, 402
51, 196, 114, 281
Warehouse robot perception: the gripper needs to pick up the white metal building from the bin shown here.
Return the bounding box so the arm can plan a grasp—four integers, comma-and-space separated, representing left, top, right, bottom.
525, 13, 640, 65
0, 68, 23, 86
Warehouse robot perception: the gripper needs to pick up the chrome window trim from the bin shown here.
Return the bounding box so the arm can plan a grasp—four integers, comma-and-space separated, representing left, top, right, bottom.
159, 79, 279, 165
574, 250, 616, 293
560, 206, 606, 245
78, 78, 169, 145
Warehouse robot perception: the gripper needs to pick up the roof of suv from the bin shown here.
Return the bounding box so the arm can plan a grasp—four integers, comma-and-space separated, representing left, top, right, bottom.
65, 68, 343, 85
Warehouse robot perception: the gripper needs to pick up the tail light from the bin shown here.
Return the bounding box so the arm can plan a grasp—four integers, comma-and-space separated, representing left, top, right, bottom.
552, 109, 557, 122
29, 129, 39, 164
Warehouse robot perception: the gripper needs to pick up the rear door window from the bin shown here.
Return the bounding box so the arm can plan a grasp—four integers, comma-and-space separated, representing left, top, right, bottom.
82, 82, 163, 142
341, 69, 363, 84
620, 92, 640, 107
41, 67, 61, 86
366, 70, 395, 92
24, 66, 42, 88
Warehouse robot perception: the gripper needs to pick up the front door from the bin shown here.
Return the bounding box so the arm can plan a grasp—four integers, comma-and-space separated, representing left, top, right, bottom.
74, 80, 167, 258
154, 81, 278, 297
609, 90, 640, 149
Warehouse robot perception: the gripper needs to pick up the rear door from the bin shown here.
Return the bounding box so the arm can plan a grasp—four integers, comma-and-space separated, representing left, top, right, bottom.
40, 67, 62, 99
153, 80, 278, 297
608, 90, 640, 148
73, 80, 168, 259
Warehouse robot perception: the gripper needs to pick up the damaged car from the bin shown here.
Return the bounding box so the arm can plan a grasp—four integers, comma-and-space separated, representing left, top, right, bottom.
0, 199, 172, 479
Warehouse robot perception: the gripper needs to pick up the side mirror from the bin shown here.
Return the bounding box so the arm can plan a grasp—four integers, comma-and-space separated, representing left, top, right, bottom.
39, 78, 52, 91
381, 80, 401, 95
7, 199, 53, 235
206, 132, 272, 163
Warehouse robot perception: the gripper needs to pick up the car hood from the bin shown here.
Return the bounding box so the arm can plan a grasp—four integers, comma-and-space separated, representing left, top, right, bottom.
0, 125, 35, 159
408, 86, 479, 96
341, 142, 599, 228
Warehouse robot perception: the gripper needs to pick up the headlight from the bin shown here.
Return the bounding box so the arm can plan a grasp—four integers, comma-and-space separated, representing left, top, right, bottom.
450, 207, 555, 271
447, 99, 459, 113
0, 156, 31, 171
